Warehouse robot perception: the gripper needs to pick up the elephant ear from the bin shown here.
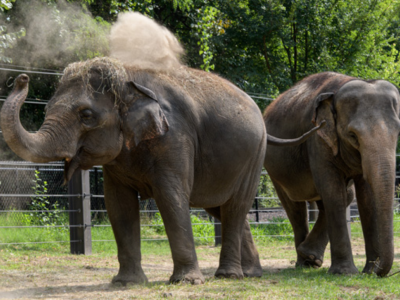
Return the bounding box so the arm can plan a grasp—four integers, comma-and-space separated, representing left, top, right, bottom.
312, 92, 339, 156
122, 81, 169, 147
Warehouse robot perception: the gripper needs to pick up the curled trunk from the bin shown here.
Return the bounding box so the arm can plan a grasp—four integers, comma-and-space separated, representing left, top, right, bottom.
1, 74, 70, 162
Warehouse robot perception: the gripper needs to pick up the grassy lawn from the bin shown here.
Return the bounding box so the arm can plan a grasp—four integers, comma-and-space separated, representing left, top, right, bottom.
1, 214, 400, 299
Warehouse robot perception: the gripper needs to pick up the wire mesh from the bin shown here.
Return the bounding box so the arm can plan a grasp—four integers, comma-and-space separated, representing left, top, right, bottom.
1, 161, 400, 247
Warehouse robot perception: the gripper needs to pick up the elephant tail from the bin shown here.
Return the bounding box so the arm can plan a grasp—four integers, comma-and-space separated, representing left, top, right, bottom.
267, 121, 326, 147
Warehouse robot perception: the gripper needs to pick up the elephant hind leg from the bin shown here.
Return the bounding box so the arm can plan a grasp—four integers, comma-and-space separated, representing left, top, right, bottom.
205, 207, 262, 278
272, 180, 309, 268
297, 200, 328, 269
240, 219, 263, 277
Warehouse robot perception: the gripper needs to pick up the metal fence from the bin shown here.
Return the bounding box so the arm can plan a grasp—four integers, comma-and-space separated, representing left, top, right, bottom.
1, 66, 400, 253
0, 160, 373, 253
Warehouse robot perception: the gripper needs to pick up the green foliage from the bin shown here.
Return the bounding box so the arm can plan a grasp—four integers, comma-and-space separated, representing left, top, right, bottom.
251, 217, 293, 241
213, 0, 400, 93
0, 0, 25, 63
257, 172, 280, 207
0, 0, 13, 12
26, 170, 65, 227
152, 212, 214, 244
196, 6, 219, 71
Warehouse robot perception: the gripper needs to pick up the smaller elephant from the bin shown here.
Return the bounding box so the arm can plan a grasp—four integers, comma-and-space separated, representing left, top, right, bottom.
264, 72, 400, 277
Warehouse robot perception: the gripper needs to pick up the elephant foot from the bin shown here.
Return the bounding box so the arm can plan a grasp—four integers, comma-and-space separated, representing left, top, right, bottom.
242, 262, 263, 277
362, 262, 375, 274
328, 262, 359, 275
169, 268, 205, 285
296, 257, 322, 269
112, 271, 148, 286
215, 265, 244, 279
297, 245, 324, 269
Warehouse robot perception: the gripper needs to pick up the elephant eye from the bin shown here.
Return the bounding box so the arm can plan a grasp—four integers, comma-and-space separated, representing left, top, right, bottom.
80, 109, 93, 119
348, 131, 359, 147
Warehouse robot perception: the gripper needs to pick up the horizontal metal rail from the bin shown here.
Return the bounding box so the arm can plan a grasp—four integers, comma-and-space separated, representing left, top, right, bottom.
0, 98, 47, 105
0, 194, 81, 198
0, 209, 79, 213
1, 225, 81, 229
0, 63, 64, 73
0, 67, 63, 75
0, 161, 64, 166
0, 240, 79, 245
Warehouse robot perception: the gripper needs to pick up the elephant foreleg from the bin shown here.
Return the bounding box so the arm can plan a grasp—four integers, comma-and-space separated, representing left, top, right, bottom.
297, 183, 355, 268
103, 169, 148, 285
153, 186, 204, 285
205, 207, 262, 277
311, 166, 358, 274
353, 175, 379, 274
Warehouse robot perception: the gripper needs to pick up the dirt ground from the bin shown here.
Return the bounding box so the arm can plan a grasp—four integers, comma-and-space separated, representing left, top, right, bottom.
0, 240, 398, 300
0, 245, 295, 299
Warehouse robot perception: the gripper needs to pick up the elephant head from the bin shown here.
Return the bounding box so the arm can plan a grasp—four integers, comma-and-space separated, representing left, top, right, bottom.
1, 57, 169, 181
312, 79, 400, 276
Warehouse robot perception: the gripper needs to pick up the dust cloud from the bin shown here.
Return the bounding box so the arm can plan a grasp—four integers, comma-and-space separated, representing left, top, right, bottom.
3, 0, 110, 69
109, 12, 185, 72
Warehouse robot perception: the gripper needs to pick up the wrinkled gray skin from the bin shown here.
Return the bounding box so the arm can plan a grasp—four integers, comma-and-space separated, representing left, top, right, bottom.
1, 58, 322, 285
264, 72, 400, 277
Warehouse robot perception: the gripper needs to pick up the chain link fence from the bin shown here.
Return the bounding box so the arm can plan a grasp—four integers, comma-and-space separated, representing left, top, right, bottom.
0, 160, 382, 250
0, 161, 304, 248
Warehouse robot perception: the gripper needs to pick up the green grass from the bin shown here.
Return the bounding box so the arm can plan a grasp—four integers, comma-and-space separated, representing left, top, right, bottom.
2, 211, 400, 300
1, 238, 400, 299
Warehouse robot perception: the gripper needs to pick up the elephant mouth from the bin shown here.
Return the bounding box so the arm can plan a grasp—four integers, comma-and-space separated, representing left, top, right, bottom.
64, 153, 81, 183
63, 147, 109, 183
64, 147, 90, 183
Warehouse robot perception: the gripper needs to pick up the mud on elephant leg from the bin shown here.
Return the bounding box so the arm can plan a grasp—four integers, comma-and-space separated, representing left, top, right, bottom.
205, 207, 262, 278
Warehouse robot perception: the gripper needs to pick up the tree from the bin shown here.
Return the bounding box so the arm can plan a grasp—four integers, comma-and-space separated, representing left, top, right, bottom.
0, 0, 25, 63
212, 0, 400, 95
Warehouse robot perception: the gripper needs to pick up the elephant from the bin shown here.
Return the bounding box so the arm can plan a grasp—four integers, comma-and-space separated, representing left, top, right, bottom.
1, 57, 323, 285
263, 71, 400, 277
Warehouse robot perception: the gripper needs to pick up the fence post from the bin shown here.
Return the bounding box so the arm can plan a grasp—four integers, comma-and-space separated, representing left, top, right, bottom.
68, 169, 92, 255
214, 217, 222, 246
309, 201, 318, 222
346, 205, 351, 240
255, 198, 260, 223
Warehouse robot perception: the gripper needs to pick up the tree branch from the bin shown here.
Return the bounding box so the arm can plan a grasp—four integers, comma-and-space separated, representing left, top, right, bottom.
262, 35, 273, 75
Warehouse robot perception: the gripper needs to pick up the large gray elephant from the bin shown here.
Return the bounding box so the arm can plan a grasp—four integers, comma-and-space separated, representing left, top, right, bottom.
1, 58, 322, 284
264, 72, 400, 277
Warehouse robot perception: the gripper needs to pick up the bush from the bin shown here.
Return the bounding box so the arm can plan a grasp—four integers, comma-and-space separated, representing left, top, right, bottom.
25, 170, 66, 226
257, 172, 280, 208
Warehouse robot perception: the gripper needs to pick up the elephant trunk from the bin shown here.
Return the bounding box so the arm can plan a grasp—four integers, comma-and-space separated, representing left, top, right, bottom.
1, 74, 72, 162
362, 149, 395, 277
